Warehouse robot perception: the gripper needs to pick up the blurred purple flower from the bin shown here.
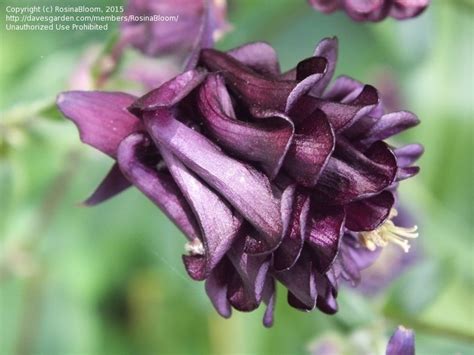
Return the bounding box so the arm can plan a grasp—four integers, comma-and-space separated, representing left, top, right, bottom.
121, 0, 231, 58
57, 37, 422, 326
386, 325, 415, 355
308, 0, 430, 22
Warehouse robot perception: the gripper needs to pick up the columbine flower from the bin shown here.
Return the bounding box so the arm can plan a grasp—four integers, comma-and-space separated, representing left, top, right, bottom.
57, 37, 422, 326
308, 0, 430, 22
386, 326, 415, 355
121, 0, 231, 58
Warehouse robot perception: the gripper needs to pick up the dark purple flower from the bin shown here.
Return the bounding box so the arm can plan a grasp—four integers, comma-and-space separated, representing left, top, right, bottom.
308, 0, 430, 22
386, 325, 415, 355
121, 0, 230, 58
57, 37, 422, 326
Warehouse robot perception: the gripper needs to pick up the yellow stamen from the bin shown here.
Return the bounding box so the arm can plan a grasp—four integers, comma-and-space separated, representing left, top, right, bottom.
185, 238, 205, 256
359, 209, 418, 253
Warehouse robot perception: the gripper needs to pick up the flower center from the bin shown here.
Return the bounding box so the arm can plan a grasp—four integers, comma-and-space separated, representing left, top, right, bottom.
184, 238, 205, 256
358, 209, 418, 253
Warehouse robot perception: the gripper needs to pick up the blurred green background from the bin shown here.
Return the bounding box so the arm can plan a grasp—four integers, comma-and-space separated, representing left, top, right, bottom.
1, 0, 473, 354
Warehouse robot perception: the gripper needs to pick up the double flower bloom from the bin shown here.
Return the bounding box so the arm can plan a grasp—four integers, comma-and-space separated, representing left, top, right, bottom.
57, 38, 422, 326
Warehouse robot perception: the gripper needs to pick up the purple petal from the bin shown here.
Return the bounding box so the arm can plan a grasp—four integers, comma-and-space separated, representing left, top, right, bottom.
360, 111, 420, 145
397, 166, 420, 181
116, 132, 200, 241
57, 91, 140, 157
324, 75, 364, 102
314, 140, 398, 204
200, 48, 296, 111
394, 144, 424, 168
310, 37, 338, 96
129, 68, 207, 115
386, 326, 415, 355
262, 278, 276, 327
283, 109, 335, 187
275, 249, 317, 310
273, 185, 310, 271
83, 163, 131, 206
390, 0, 430, 20
308, 85, 379, 132
143, 108, 283, 250
227, 42, 281, 76
227, 272, 260, 312
296, 56, 328, 81
198, 74, 294, 179
306, 202, 345, 273
227, 228, 271, 302
315, 272, 338, 314
161, 148, 242, 280
345, 191, 395, 231
205, 258, 232, 318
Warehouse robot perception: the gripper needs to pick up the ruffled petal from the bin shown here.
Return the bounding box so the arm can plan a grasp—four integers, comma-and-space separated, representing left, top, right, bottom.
161, 148, 242, 280
227, 228, 271, 302
310, 37, 338, 96
315, 272, 338, 314
205, 258, 232, 318
227, 42, 280, 76
200, 48, 295, 111
323, 75, 364, 102
306, 202, 345, 273
345, 191, 395, 231
198, 74, 294, 179
129, 68, 207, 115
57, 91, 140, 157
309, 85, 379, 132
143, 108, 283, 250
227, 272, 260, 312
394, 143, 424, 168
83, 163, 131, 206
314, 140, 398, 204
273, 185, 310, 271
359, 111, 420, 145
116, 132, 200, 241
390, 0, 429, 20
283, 109, 335, 187
275, 249, 317, 310
386, 326, 415, 355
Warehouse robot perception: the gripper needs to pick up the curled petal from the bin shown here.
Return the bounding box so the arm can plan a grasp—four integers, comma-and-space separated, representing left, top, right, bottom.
116, 132, 200, 241
296, 56, 328, 81
309, 85, 379, 132
83, 163, 131, 206
161, 148, 242, 280
283, 109, 335, 188
386, 326, 415, 355
311, 37, 338, 96
198, 74, 294, 179
200, 48, 296, 111
394, 143, 424, 168
315, 273, 338, 314
227, 272, 259, 312
227, 228, 271, 302
390, 0, 429, 20
275, 250, 317, 310
306, 202, 345, 273
205, 258, 232, 318
397, 166, 420, 181
143, 109, 283, 250
262, 278, 276, 327
324, 75, 364, 102
314, 140, 398, 204
129, 68, 207, 115
273, 185, 310, 271
360, 111, 420, 145
57, 91, 140, 157
345, 191, 395, 231
227, 42, 280, 76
